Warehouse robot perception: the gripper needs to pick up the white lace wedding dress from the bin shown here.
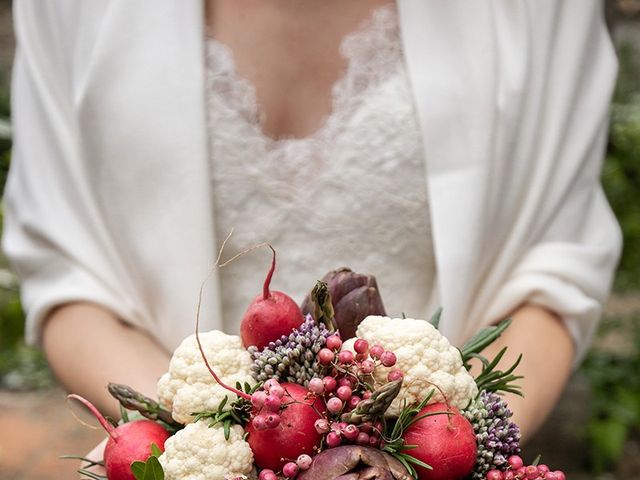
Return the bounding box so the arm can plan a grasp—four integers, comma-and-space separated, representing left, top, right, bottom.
206, 5, 437, 331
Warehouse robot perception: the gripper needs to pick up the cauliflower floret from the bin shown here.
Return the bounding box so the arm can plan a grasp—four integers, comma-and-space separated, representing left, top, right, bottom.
159, 420, 255, 480
157, 330, 255, 424
345, 316, 478, 416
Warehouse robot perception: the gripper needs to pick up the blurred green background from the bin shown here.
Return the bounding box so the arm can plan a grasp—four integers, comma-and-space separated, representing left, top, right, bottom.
0, 2, 638, 480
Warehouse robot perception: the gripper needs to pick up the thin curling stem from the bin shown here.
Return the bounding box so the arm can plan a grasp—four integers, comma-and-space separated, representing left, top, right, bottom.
195, 275, 251, 401
67, 393, 118, 439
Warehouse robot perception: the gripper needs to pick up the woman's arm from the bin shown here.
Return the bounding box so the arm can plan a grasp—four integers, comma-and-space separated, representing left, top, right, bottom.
474, 304, 575, 442
43, 302, 171, 419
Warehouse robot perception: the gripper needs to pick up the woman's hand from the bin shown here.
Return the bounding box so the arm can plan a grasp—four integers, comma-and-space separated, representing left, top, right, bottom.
80, 437, 108, 478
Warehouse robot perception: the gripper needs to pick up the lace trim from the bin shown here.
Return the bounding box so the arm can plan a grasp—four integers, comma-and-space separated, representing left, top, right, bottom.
205, 4, 402, 144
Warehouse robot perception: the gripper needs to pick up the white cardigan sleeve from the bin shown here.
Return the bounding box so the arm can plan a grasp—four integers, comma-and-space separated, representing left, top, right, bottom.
3, 1, 148, 345
482, 1, 622, 365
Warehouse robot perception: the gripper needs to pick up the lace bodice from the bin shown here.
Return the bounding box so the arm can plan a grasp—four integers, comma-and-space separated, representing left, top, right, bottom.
206, 5, 437, 332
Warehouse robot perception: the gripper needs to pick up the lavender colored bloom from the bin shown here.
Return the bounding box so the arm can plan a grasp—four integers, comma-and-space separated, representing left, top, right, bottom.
248, 315, 333, 387
463, 391, 521, 479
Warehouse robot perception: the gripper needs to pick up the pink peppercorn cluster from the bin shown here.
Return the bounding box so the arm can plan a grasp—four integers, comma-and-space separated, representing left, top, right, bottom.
309, 334, 403, 449
250, 378, 287, 431
258, 454, 313, 480
485, 456, 566, 480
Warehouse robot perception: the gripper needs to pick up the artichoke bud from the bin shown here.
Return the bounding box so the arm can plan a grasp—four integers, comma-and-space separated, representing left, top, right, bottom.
302, 268, 386, 340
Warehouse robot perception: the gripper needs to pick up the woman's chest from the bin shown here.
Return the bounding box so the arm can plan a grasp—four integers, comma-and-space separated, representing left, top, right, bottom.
204, 0, 394, 139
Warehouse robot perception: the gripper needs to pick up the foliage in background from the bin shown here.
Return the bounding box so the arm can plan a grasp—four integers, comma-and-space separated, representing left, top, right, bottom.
581, 315, 640, 473
604, 41, 640, 291
0, 87, 52, 390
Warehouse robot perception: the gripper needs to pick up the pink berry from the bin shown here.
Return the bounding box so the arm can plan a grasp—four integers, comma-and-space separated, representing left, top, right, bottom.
486, 470, 504, 480
504, 472, 515, 480
251, 390, 267, 408
348, 395, 361, 409
354, 339, 369, 354
323, 376, 338, 392
264, 413, 281, 428
362, 391, 373, 400
525, 466, 538, 479
308, 378, 325, 394
356, 432, 370, 445
338, 350, 355, 365
269, 385, 285, 399
337, 386, 353, 401
259, 469, 277, 480
326, 335, 343, 350
326, 431, 342, 448
369, 345, 384, 359
343, 424, 360, 441
368, 435, 380, 448
318, 348, 335, 365
544, 473, 559, 480
263, 379, 280, 391
355, 352, 368, 362
360, 422, 373, 434
537, 465, 549, 475
380, 351, 397, 367
264, 395, 282, 412
508, 456, 524, 470
360, 360, 375, 374
373, 420, 384, 433
296, 454, 313, 470
515, 467, 526, 478
553, 471, 566, 480
327, 397, 343, 414
387, 369, 404, 381
282, 461, 299, 478
252, 414, 268, 431
314, 418, 330, 434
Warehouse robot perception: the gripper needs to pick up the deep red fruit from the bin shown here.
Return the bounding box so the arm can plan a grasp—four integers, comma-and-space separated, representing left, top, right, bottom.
105, 420, 171, 480
240, 246, 304, 349
68, 394, 170, 480
246, 383, 324, 471
402, 403, 477, 480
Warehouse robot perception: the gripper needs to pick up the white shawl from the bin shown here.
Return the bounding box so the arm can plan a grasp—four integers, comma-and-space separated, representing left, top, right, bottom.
4, 0, 620, 364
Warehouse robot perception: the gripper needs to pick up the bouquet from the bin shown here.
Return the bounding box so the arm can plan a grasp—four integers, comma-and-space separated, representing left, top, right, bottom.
69, 248, 566, 480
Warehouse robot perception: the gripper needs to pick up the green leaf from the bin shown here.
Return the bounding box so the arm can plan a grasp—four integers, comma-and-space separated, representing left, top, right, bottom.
144, 456, 165, 480
461, 318, 512, 362
428, 307, 443, 329
131, 454, 165, 480
150, 443, 162, 458
131, 461, 146, 480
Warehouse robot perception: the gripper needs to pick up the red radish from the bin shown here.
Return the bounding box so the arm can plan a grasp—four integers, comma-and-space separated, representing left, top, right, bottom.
402, 402, 477, 480
68, 394, 170, 480
240, 245, 304, 349
245, 383, 324, 471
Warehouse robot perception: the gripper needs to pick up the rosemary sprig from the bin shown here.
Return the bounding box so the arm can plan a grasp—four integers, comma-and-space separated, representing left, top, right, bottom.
460, 318, 512, 367
381, 391, 443, 479
192, 381, 260, 440
471, 347, 524, 396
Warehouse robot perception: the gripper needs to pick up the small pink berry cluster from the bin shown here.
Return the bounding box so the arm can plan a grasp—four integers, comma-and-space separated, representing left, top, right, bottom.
310, 335, 402, 449
258, 454, 313, 480
250, 379, 286, 431
486, 456, 566, 480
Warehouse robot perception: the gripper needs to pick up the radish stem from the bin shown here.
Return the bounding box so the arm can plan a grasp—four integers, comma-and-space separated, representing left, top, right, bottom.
195, 275, 251, 401
262, 245, 276, 300
68, 393, 118, 439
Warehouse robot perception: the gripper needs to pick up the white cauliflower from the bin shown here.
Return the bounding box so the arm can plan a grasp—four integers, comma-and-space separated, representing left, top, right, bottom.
345, 316, 477, 416
157, 330, 255, 424
159, 420, 255, 480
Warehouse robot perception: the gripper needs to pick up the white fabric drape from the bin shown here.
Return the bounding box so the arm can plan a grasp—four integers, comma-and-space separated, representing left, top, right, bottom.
4, 0, 620, 365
